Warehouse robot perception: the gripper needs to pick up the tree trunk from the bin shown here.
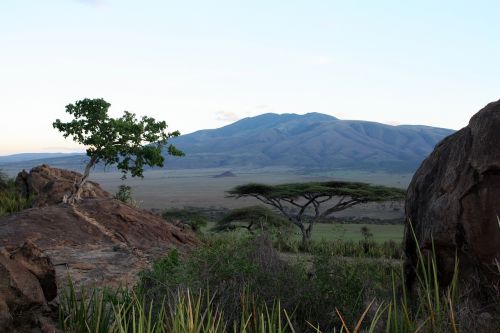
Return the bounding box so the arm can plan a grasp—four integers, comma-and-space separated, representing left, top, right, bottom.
65, 155, 97, 204
300, 226, 312, 247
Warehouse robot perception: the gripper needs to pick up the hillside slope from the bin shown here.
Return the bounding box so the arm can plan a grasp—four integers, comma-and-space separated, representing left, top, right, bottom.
167, 113, 454, 172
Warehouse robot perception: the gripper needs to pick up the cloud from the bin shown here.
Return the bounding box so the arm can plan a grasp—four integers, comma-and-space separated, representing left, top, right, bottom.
215, 111, 241, 122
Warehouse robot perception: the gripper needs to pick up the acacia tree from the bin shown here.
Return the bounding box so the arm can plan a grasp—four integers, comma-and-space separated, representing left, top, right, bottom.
228, 181, 406, 244
53, 98, 184, 204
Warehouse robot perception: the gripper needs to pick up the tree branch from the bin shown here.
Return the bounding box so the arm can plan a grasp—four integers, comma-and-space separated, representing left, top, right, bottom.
319, 199, 362, 218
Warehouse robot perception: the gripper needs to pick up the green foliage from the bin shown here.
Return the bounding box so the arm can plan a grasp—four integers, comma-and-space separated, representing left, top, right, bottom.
59, 232, 478, 332
0, 170, 9, 190
0, 172, 32, 217
114, 184, 134, 203
299, 239, 403, 259
213, 205, 291, 234
162, 208, 208, 231
53, 98, 184, 179
137, 235, 310, 326
228, 181, 406, 202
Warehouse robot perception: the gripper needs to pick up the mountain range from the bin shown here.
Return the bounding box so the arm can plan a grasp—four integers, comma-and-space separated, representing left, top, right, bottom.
0, 112, 455, 173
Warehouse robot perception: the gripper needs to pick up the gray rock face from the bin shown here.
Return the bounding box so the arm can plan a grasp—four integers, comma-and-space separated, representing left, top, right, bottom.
404, 100, 500, 301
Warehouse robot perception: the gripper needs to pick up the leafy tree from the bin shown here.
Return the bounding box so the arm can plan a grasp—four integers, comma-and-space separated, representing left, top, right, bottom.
228, 181, 406, 244
213, 205, 291, 234
53, 98, 183, 204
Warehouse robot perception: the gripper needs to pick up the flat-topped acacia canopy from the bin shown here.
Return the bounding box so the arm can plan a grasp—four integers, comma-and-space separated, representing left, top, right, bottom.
228, 181, 406, 201
227, 181, 406, 244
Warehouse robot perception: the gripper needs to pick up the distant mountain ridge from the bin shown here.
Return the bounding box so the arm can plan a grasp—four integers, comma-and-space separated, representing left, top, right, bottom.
0, 113, 455, 173
165, 112, 454, 172
0, 153, 82, 164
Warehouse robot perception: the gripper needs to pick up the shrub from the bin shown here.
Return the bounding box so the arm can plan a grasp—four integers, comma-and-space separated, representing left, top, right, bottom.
213, 206, 291, 234
58, 232, 488, 332
137, 234, 308, 326
0, 173, 32, 217
162, 208, 208, 232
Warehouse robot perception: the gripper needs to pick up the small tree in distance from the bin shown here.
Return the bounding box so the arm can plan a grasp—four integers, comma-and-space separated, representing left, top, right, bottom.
213, 205, 291, 234
227, 181, 406, 245
53, 98, 184, 204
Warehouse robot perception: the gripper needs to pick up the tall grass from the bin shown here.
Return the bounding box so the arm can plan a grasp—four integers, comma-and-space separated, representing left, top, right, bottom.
276, 238, 403, 259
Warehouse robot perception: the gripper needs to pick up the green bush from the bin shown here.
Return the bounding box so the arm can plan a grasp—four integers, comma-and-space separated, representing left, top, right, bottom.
213, 206, 291, 234
138, 235, 309, 325
136, 234, 399, 331
114, 184, 133, 203
58, 231, 490, 332
0, 172, 32, 217
162, 208, 208, 232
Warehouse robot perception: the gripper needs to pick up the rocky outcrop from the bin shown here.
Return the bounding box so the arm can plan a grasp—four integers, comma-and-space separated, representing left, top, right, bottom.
404, 101, 500, 305
0, 197, 198, 291
1, 165, 199, 331
15, 164, 110, 207
0, 242, 59, 333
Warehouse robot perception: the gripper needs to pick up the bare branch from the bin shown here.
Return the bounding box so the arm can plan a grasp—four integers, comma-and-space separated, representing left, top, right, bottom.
319, 199, 362, 218
297, 194, 322, 220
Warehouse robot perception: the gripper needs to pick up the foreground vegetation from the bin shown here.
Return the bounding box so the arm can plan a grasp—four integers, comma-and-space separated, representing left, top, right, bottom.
0, 171, 32, 217
59, 231, 485, 332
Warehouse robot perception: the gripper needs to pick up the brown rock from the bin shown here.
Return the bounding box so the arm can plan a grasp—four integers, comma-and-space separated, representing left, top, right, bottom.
0, 247, 51, 332
15, 164, 110, 207
0, 252, 46, 307
0, 197, 198, 292
0, 298, 13, 333
404, 100, 500, 302
10, 241, 57, 301
2, 165, 199, 331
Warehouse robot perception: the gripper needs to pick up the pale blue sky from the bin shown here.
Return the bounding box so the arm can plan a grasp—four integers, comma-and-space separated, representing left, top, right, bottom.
1, 0, 499, 154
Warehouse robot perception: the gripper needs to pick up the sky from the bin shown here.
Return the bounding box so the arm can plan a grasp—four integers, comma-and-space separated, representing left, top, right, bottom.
1, 0, 499, 155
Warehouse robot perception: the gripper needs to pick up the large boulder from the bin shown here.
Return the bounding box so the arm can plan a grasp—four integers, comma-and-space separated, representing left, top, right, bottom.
404, 100, 500, 303
15, 164, 110, 207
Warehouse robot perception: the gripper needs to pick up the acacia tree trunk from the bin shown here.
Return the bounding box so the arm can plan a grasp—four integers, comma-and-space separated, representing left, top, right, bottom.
300, 219, 319, 248
301, 228, 311, 245
66, 155, 98, 204
299, 222, 313, 247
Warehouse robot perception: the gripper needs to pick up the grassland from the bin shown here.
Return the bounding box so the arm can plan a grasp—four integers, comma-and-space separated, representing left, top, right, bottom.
90, 168, 408, 220
204, 221, 404, 243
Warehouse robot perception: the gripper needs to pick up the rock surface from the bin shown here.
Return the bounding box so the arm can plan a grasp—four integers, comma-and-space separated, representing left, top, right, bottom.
0, 197, 198, 291
15, 164, 110, 206
0, 163, 199, 331
0, 242, 58, 333
404, 100, 500, 304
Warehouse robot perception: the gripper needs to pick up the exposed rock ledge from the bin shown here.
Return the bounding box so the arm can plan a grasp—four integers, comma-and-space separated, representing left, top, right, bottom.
0, 165, 199, 332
